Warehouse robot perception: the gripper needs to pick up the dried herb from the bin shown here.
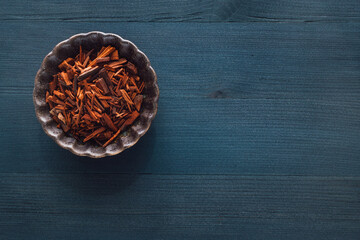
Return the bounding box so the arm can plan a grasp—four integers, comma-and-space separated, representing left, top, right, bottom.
46, 45, 144, 147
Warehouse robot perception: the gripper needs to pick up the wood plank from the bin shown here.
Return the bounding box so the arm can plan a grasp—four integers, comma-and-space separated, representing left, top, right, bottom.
0, 174, 359, 239
1, 22, 359, 89
0, 22, 359, 175
1, 92, 360, 175
0, 0, 359, 22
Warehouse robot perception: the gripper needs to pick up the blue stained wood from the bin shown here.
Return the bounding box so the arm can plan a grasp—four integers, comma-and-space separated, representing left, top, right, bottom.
1, 0, 359, 22
1, 174, 360, 240
0, 1, 360, 239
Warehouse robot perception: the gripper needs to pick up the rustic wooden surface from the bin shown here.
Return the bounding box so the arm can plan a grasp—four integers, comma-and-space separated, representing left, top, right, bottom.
0, 1, 359, 239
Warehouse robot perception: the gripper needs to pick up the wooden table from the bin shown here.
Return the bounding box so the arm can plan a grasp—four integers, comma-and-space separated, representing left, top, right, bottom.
1, 1, 359, 239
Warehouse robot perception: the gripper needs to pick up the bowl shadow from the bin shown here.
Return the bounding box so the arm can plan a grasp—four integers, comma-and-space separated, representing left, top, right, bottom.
48, 127, 156, 196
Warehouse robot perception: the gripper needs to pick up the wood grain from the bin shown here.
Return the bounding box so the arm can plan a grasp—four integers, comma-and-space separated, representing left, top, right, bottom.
1, 0, 359, 22
0, 22, 359, 175
0, 174, 359, 239
0, 3, 359, 238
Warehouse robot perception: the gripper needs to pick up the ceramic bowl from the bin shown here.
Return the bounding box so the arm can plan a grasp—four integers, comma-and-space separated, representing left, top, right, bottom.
33, 31, 159, 158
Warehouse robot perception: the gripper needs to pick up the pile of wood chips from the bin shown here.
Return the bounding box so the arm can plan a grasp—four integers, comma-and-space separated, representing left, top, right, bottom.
46, 45, 145, 147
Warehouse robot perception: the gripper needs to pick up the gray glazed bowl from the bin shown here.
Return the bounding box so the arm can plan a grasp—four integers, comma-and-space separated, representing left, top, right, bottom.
33, 32, 159, 158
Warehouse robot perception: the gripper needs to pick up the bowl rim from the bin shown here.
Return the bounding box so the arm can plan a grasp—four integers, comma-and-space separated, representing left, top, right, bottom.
33, 31, 159, 158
